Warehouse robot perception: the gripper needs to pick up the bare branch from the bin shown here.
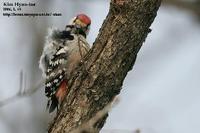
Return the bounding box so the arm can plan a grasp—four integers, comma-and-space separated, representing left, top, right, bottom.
0, 71, 44, 107
18, 70, 24, 95
163, 0, 200, 16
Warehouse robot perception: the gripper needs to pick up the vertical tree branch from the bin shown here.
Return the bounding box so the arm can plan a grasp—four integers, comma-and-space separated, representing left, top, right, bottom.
48, 0, 161, 132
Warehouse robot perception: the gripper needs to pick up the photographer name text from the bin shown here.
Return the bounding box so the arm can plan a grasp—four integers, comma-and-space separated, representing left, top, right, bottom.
2, 2, 62, 17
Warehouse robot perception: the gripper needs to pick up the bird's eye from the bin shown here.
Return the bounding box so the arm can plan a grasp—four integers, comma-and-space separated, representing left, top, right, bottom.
87, 24, 90, 28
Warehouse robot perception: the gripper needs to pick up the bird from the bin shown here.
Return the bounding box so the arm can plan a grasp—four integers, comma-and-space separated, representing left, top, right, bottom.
39, 14, 91, 113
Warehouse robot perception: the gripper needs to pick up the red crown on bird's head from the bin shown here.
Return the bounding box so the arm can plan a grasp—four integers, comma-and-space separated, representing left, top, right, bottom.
76, 14, 91, 26
67, 13, 91, 36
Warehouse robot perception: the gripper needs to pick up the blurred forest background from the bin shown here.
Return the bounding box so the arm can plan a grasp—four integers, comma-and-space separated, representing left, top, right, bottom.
0, 0, 200, 133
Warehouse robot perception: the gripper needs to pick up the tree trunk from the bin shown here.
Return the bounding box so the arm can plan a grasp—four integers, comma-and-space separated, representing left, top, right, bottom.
48, 0, 161, 132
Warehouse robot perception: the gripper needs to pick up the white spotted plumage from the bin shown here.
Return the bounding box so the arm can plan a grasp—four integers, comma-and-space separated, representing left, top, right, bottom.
39, 14, 91, 113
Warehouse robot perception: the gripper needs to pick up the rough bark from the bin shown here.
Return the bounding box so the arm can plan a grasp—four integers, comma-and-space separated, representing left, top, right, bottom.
48, 0, 161, 132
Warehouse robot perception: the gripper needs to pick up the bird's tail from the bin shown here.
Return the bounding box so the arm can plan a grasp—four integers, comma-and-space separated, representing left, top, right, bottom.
46, 95, 58, 113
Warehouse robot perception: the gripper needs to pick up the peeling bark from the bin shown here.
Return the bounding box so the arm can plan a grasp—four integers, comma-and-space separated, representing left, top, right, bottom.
48, 0, 161, 132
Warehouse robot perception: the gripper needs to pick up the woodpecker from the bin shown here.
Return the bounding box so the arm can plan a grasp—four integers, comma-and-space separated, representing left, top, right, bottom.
39, 14, 91, 113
